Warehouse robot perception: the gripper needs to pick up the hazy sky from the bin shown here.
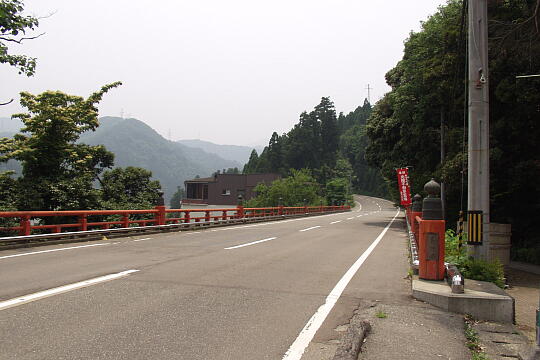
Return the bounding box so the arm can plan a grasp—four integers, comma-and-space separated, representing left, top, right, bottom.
1, 0, 446, 146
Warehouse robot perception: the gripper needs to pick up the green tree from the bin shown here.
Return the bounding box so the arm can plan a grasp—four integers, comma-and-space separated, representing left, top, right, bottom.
169, 186, 186, 208
315, 97, 339, 167
267, 132, 284, 174
365, 0, 540, 255
243, 149, 259, 174
0, 0, 40, 77
246, 168, 323, 207
0, 82, 122, 210
100, 166, 161, 209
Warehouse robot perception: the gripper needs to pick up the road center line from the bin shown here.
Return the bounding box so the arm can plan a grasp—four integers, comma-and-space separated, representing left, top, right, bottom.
0, 269, 140, 311
0, 243, 110, 260
133, 238, 152, 242
330, 221, 342, 224
224, 237, 277, 250
282, 208, 400, 360
299, 226, 321, 232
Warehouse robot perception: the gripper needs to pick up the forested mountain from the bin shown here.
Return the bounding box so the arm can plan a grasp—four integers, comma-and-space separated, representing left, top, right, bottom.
1, 115, 240, 202
176, 139, 262, 164
243, 97, 386, 197
79, 117, 241, 202
365, 0, 540, 257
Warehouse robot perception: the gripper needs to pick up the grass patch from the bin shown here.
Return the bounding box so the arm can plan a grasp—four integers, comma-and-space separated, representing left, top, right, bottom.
375, 310, 387, 319
464, 315, 488, 359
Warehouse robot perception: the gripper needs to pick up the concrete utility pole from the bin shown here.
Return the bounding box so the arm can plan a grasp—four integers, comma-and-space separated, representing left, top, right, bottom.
468, 0, 490, 259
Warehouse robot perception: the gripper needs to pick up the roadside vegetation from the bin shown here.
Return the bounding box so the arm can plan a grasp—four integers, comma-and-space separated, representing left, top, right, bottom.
364, 0, 540, 263
464, 315, 489, 360
445, 230, 505, 288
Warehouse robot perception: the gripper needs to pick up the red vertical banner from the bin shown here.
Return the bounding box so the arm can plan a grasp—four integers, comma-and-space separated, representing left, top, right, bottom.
396, 168, 412, 206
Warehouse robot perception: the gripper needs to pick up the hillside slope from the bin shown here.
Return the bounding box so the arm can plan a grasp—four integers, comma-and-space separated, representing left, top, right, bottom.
79, 117, 240, 201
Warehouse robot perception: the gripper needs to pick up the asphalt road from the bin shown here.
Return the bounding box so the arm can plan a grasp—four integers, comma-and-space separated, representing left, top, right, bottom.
0, 195, 403, 360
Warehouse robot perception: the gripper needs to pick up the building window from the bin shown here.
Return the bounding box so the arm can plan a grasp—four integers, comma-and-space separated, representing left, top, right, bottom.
222, 189, 231, 195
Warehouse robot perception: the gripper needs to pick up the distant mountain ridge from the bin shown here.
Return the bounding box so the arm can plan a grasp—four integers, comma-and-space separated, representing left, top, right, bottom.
79, 117, 241, 201
1, 115, 243, 202
176, 139, 264, 164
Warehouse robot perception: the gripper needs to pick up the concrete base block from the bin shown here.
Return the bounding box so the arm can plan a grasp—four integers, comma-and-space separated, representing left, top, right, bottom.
412, 277, 514, 323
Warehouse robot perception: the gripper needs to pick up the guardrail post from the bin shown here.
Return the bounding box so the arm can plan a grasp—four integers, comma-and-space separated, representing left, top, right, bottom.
79, 213, 88, 231
155, 191, 166, 225
237, 195, 244, 219
184, 211, 191, 223
19, 215, 31, 236
205, 210, 210, 222
122, 214, 129, 228
418, 179, 445, 281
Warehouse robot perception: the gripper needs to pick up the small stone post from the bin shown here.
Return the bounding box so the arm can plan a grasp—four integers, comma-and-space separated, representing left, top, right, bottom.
418, 179, 446, 280
237, 194, 244, 219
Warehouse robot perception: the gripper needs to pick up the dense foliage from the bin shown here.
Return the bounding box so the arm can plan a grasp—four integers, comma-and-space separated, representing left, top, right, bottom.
243, 97, 386, 202
0, 84, 164, 216
100, 166, 161, 210
245, 169, 326, 207
365, 0, 540, 254
0, 0, 40, 76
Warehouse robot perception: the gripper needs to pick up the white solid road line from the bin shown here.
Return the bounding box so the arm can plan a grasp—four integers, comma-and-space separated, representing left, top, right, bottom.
224, 237, 277, 250
0, 269, 140, 311
0, 243, 110, 261
330, 220, 342, 224
299, 226, 321, 232
133, 237, 152, 242
282, 208, 400, 360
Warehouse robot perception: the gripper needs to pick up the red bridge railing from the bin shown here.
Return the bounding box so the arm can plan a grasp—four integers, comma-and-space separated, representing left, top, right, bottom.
0, 204, 349, 237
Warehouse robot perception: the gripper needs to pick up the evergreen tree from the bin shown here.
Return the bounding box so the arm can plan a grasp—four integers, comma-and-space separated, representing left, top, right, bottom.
243, 149, 259, 174
315, 97, 339, 167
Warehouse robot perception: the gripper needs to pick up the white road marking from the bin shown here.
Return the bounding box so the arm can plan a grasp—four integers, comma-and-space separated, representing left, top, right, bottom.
224, 237, 277, 250
0, 243, 110, 260
347, 217, 354, 220
356, 215, 362, 218
133, 237, 152, 242
330, 221, 342, 224
299, 226, 321, 232
0, 269, 139, 311
282, 208, 400, 360
207, 212, 342, 233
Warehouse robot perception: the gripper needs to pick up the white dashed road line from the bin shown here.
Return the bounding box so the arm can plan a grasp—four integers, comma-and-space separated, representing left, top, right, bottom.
224, 237, 277, 250
133, 238, 152, 242
0, 269, 140, 311
299, 226, 321, 232
330, 221, 342, 224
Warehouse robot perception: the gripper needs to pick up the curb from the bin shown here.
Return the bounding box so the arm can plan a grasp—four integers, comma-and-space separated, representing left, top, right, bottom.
332, 317, 371, 360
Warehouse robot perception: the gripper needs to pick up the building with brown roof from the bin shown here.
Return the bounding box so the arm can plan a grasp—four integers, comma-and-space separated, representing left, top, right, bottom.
183, 173, 281, 206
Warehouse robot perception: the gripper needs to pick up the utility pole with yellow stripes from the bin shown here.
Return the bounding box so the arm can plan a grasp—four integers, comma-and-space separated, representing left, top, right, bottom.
467, 0, 490, 259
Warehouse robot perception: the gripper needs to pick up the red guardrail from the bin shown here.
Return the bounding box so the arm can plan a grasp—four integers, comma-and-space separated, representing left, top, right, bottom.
0, 205, 349, 237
